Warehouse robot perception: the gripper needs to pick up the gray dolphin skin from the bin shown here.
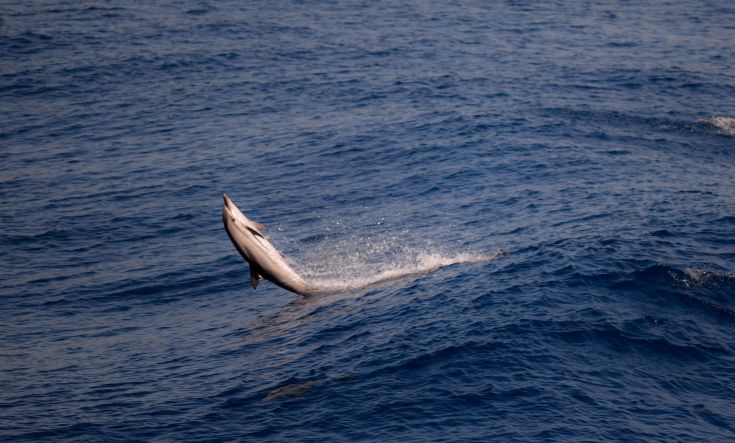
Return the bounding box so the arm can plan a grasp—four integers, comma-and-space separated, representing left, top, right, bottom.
222, 194, 319, 296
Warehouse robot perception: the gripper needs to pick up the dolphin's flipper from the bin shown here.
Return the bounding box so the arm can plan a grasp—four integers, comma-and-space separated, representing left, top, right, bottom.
250, 265, 265, 289
246, 227, 265, 238
246, 221, 267, 238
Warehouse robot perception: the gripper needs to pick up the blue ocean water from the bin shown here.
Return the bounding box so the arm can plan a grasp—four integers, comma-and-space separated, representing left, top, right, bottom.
2, 0, 735, 440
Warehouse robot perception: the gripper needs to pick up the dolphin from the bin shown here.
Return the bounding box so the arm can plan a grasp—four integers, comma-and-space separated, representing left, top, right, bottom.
222, 194, 319, 296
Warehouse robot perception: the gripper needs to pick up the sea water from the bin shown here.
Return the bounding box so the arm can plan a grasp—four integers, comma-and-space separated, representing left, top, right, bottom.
1, 1, 734, 441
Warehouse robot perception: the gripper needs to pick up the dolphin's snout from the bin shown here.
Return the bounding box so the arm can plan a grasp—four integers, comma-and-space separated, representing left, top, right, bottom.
223, 193, 233, 210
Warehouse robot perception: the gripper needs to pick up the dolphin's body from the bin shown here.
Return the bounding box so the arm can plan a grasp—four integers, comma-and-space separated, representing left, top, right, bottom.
222, 194, 318, 296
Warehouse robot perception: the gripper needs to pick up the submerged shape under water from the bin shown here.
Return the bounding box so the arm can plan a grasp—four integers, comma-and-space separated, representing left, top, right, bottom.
1, 0, 735, 441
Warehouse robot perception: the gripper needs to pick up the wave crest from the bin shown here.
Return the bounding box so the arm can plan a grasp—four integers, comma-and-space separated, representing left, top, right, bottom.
618, 265, 735, 318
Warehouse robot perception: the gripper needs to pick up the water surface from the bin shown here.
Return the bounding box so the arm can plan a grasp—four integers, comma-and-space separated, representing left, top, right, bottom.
2, 1, 735, 441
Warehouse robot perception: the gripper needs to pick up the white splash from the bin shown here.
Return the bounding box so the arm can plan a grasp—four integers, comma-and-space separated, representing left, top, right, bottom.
299, 248, 502, 295
701, 116, 735, 136
271, 216, 501, 295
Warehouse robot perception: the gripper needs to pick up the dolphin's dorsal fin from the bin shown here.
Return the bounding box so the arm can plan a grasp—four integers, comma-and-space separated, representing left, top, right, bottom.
250, 265, 264, 289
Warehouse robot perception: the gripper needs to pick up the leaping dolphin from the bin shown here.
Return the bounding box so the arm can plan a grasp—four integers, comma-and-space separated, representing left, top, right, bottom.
222, 194, 319, 296
223, 194, 500, 297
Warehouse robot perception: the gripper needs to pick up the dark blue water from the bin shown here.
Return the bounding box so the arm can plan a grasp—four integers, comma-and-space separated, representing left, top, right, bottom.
2, 1, 735, 441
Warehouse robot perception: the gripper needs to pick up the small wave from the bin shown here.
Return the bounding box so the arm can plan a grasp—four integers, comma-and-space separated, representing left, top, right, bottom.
676, 268, 735, 291
305, 251, 502, 295
628, 264, 729, 285
621, 265, 735, 318
700, 116, 735, 136
631, 264, 735, 291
